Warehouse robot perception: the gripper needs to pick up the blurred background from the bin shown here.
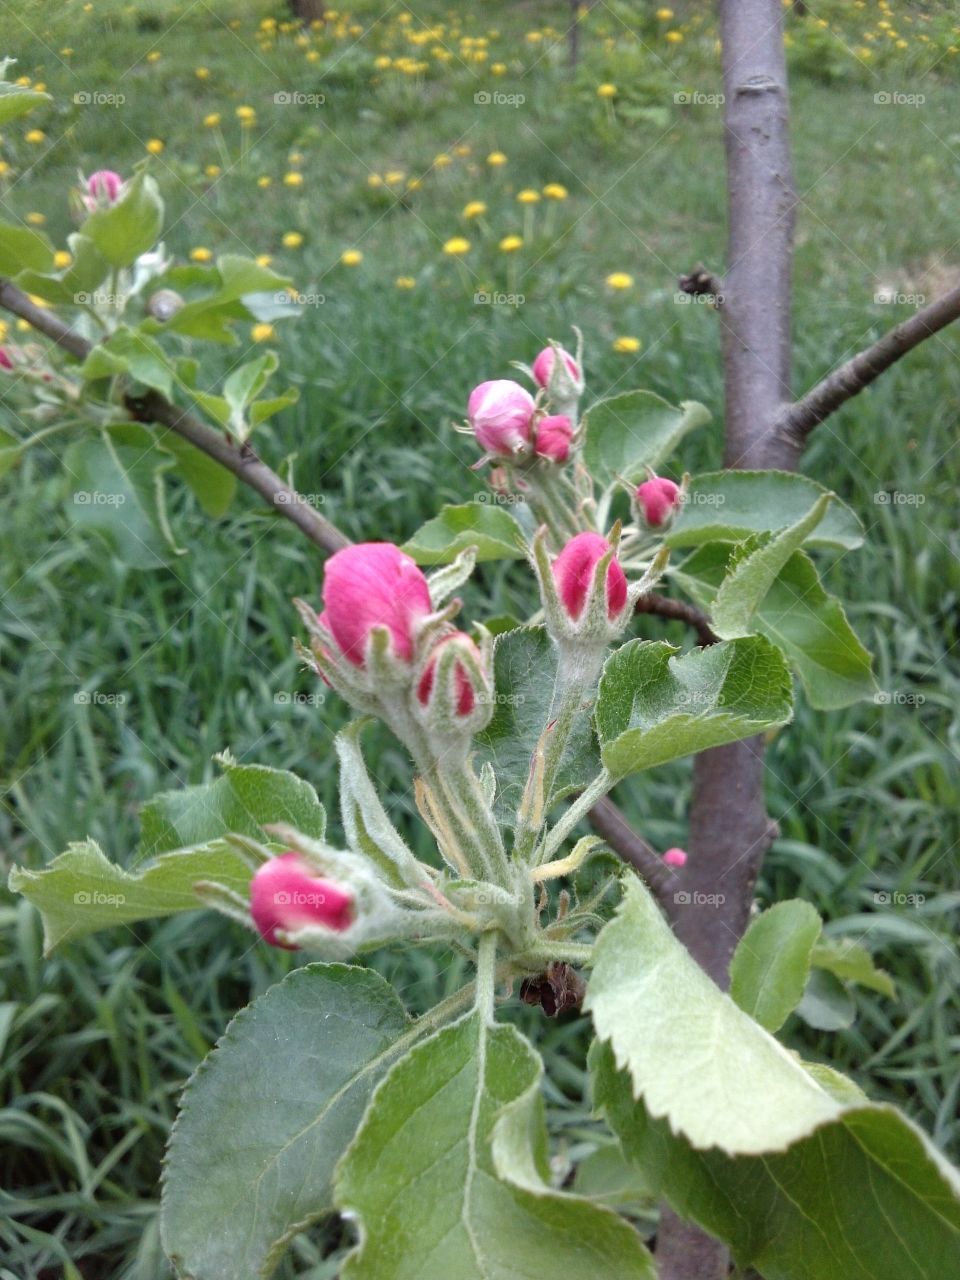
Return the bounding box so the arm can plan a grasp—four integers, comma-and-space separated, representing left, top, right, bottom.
1, 1, 959, 1275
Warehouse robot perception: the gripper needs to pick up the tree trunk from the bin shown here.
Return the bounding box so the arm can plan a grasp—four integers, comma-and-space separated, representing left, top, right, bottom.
288, 0, 325, 26
657, 1, 798, 1275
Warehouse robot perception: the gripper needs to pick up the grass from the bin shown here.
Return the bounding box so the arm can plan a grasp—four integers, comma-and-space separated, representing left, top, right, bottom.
2, 0, 960, 1273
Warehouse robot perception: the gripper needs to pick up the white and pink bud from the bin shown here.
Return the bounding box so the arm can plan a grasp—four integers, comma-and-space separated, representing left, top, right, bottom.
467, 379, 535, 456
530, 332, 585, 415
532, 344, 581, 391
250, 852, 354, 948
319, 542, 432, 668
83, 169, 124, 212
635, 475, 681, 529
533, 413, 574, 464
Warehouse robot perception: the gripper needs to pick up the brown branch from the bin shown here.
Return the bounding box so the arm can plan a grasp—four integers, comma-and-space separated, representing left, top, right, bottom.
635, 591, 717, 647
0, 279, 349, 556
777, 282, 960, 449
586, 796, 680, 906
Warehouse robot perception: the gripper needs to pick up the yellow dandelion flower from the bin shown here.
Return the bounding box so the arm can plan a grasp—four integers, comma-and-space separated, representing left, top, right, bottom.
282, 232, 304, 249
443, 237, 471, 256
454, 144, 471, 157
205, 164, 221, 178
146, 50, 161, 63
25, 129, 46, 144
0, 320, 7, 341
656, 7, 674, 17
236, 105, 256, 122
195, 66, 210, 79
486, 151, 507, 166
146, 138, 164, 154
26, 212, 45, 225
53, 250, 72, 269
606, 271, 634, 290
367, 173, 383, 188
255, 254, 273, 267
613, 336, 641, 353
251, 323, 275, 342
406, 177, 422, 191
665, 30, 683, 43
190, 247, 213, 263
434, 153, 452, 168
543, 183, 568, 200
341, 249, 363, 266
516, 189, 540, 205
491, 62, 507, 75
374, 56, 392, 68
395, 276, 416, 289
203, 113, 221, 127
596, 83, 617, 98
257, 176, 272, 188
283, 172, 304, 187
289, 151, 304, 166
463, 200, 487, 218
384, 170, 405, 184
499, 235, 523, 252
0, 161, 10, 175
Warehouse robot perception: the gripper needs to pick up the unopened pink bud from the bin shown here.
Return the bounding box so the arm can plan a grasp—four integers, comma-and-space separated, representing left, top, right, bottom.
635, 475, 681, 528
0, 348, 13, 372
84, 169, 123, 211
417, 631, 479, 717
532, 344, 581, 390
468, 379, 535, 455
250, 852, 354, 947
662, 847, 687, 868
552, 531, 627, 621
321, 542, 432, 667
534, 414, 574, 464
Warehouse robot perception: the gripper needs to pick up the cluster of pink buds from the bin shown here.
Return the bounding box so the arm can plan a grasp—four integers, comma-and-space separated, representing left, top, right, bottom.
296, 542, 493, 759
82, 169, 124, 213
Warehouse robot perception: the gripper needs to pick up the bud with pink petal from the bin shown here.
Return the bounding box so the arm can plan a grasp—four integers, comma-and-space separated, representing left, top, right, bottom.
320, 542, 432, 668
415, 629, 493, 747
467, 379, 535, 456
0, 348, 13, 372
83, 169, 123, 212
530, 331, 585, 416
552, 532, 627, 622
533, 414, 574, 464
662, 847, 688, 868
635, 475, 681, 529
532, 344, 581, 391
250, 852, 354, 948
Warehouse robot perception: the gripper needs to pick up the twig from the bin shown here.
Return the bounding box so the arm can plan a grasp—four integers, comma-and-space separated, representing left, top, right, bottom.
0, 278, 349, 555
635, 591, 717, 647
586, 796, 679, 906
777, 282, 960, 448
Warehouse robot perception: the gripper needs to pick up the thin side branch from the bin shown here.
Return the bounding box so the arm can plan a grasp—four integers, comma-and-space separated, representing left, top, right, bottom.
636, 591, 717, 647
0, 279, 349, 555
587, 796, 680, 906
777, 281, 960, 448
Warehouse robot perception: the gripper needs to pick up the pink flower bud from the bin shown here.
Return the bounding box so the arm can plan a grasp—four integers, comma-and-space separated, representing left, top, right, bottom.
662, 847, 688, 868
250, 852, 354, 947
321, 542, 432, 667
0, 348, 13, 372
84, 169, 123, 211
635, 475, 681, 528
416, 632, 479, 717
468, 379, 535, 455
534, 414, 574, 464
532, 344, 581, 389
552, 532, 627, 621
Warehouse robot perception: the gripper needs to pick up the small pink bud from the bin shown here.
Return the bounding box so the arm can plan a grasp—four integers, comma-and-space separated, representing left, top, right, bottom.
321, 542, 432, 668
0, 348, 13, 372
250, 852, 354, 948
468, 379, 535, 455
635, 475, 681, 528
662, 847, 688, 868
84, 169, 123, 211
552, 532, 627, 621
416, 631, 479, 717
532, 344, 581, 389
534, 414, 574, 464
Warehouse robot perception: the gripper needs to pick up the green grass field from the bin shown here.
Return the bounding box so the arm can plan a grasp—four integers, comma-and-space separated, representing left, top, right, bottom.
2, 1, 959, 1275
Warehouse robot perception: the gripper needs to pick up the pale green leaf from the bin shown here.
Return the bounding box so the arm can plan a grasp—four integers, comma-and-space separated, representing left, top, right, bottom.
402, 502, 527, 565
595, 637, 793, 782
81, 325, 175, 396
16, 232, 111, 305
82, 171, 164, 269
162, 964, 412, 1280
811, 936, 896, 999
796, 967, 855, 1030
0, 220, 54, 275
0, 80, 50, 126
581, 391, 710, 490
729, 899, 823, 1032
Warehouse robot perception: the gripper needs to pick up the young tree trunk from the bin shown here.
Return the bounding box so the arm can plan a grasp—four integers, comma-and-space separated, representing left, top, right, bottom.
657, 1, 798, 1275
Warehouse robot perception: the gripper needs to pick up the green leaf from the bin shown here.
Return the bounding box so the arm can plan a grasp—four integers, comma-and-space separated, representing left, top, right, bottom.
336, 1010, 655, 1280
16, 232, 111, 304
0, 220, 54, 275
0, 426, 21, 478
581, 391, 710, 490
162, 964, 412, 1280
82, 170, 164, 269
81, 326, 175, 396
206, 351, 294, 442
673, 543, 875, 709
593, 1041, 960, 1280
159, 430, 237, 519
402, 502, 527, 565
0, 63, 50, 126
64, 423, 178, 568
475, 626, 600, 823
139, 754, 326, 858
667, 470, 864, 551
729, 899, 823, 1032
571, 1145, 656, 1211
795, 967, 856, 1030
155, 255, 293, 344
811, 936, 896, 999
711, 492, 831, 639
7, 839, 254, 955
249, 388, 298, 427
595, 636, 793, 782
